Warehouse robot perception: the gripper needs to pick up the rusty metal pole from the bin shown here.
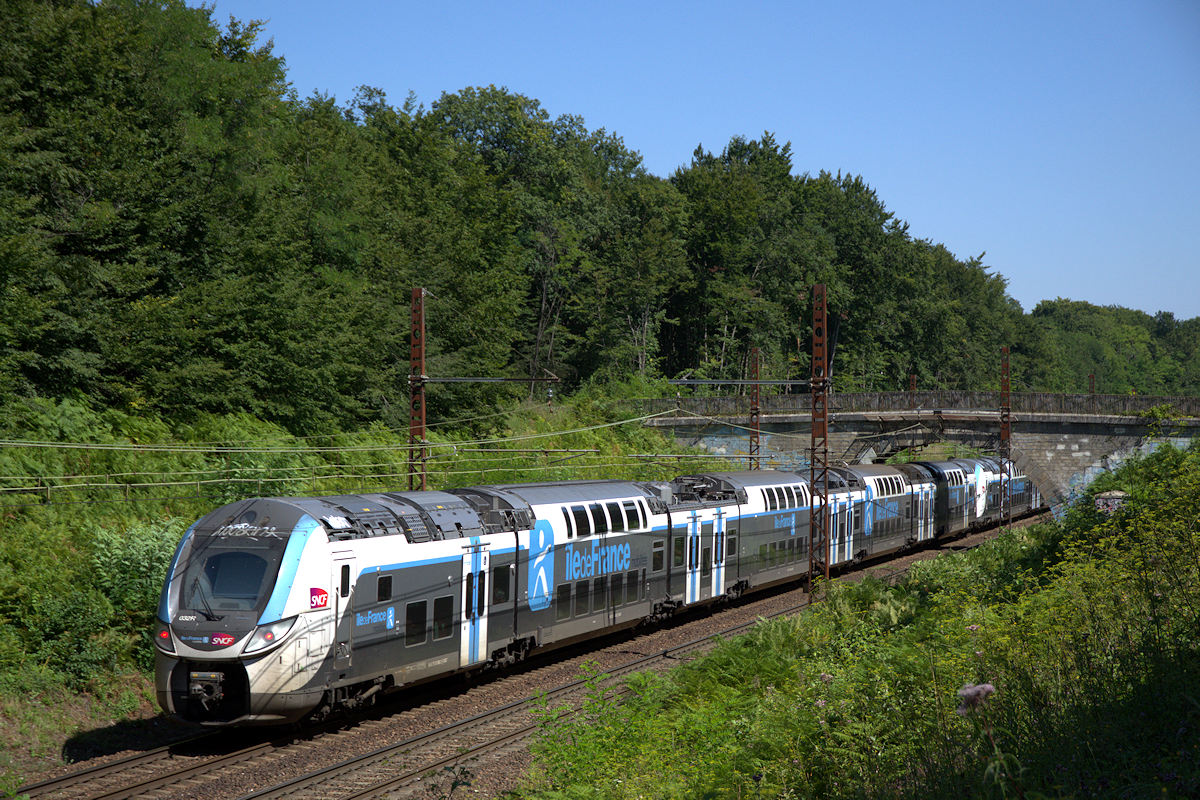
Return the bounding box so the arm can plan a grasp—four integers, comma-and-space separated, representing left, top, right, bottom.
749, 347, 761, 469
999, 346, 1012, 527
809, 285, 830, 589
409, 287, 427, 491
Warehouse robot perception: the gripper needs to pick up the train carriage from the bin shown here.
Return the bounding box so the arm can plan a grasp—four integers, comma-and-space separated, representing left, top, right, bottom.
155, 460, 1039, 726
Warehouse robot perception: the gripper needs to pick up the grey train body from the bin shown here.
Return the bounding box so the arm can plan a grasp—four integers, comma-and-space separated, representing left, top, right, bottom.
154, 459, 1039, 725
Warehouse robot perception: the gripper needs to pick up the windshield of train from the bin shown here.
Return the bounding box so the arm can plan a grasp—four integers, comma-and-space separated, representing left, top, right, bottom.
174, 527, 289, 618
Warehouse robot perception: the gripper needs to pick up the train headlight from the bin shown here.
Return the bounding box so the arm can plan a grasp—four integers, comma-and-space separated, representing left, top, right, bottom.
243, 617, 297, 655
155, 624, 175, 654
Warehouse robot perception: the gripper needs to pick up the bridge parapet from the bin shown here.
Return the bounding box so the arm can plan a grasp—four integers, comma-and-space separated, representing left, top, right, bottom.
639, 391, 1200, 418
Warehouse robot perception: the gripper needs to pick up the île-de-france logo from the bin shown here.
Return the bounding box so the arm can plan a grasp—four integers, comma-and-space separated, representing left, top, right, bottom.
527, 519, 555, 611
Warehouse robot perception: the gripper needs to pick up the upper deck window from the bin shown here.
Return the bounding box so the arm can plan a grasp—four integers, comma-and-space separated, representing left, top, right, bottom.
571, 505, 591, 536
589, 503, 608, 534
606, 502, 625, 532
622, 500, 640, 530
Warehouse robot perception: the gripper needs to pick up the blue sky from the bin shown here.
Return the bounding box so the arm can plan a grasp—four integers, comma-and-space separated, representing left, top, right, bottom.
201, 0, 1200, 321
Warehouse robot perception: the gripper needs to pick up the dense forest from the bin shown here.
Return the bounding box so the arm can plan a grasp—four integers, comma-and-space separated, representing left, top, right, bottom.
2, 0, 1197, 441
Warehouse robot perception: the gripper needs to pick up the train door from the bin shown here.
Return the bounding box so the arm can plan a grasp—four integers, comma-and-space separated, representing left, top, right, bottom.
916, 486, 928, 541
711, 509, 727, 598
834, 500, 849, 563
460, 542, 490, 668
685, 511, 701, 605
828, 503, 840, 564
725, 509, 740, 585
845, 498, 856, 561
332, 554, 355, 672
668, 521, 686, 602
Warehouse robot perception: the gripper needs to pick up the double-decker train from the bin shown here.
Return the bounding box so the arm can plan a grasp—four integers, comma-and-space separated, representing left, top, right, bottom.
155, 457, 1039, 725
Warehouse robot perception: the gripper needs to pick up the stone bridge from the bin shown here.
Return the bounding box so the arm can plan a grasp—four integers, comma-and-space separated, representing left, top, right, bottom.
638, 392, 1200, 510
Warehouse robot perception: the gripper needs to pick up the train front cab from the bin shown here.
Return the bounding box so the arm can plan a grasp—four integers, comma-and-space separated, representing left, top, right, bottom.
155, 498, 335, 725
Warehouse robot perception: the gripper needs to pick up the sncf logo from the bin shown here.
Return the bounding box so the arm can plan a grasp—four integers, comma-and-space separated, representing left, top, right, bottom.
310, 588, 329, 609
210, 633, 236, 647
527, 519, 555, 612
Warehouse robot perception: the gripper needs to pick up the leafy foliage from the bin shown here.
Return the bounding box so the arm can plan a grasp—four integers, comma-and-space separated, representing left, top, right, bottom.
3, 0, 1193, 433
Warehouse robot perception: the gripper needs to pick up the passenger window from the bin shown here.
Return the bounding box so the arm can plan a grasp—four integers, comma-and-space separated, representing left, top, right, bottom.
340, 564, 351, 598
492, 564, 510, 604
574, 581, 590, 617
759, 544, 769, 565
627, 569, 639, 601
405, 600, 427, 646
377, 574, 392, 602
728, 535, 737, 559
571, 505, 590, 537
673, 536, 685, 568
623, 500, 639, 530
432, 595, 454, 640
563, 507, 575, 538
784, 486, 796, 507
701, 547, 711, 577
555, 584, 571, 621
589, 503, 608, 534
609, 574, 623, 607
652, 540, 665, 572
463, 573, 474, 620
607, 502, 624, 532
592, 577, 605, 612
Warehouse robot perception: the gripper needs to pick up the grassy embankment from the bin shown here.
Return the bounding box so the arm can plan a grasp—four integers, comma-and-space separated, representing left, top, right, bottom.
0, 382, 720, 792
525, 443, 1200, 799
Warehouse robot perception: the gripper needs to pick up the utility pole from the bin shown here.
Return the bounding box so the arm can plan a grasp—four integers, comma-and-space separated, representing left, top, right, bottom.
408, 287, 559, 491
409, 288, 428, 491
749, 347, 761, 469
809, 285, 831, 590
999, 346, 1012, 527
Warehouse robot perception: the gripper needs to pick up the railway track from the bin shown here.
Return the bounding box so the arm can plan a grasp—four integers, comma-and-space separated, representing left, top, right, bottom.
18, 512, 1045, 800
235, 594, 815, 800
